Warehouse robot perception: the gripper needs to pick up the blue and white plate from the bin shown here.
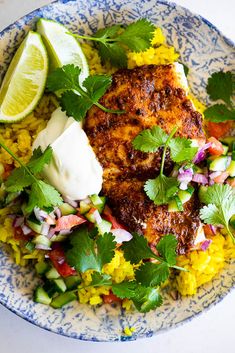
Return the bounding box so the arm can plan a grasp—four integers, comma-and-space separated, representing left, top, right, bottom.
0, 0, 234, 342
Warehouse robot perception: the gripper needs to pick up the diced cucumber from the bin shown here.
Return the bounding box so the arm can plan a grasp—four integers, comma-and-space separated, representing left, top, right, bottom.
220, 136, 235, 149
34, 286, 52, 305
53, 278, 67, 293
209, 156, 228, 172
26, 219, 42, 234
90, 195, 106, 213
230, 215, 235, 229
35, 261, 50, 275
226, 160, 235, 177
33, 235, 51, 248
178, 190, 192, 204
198, 185, 208, 202
45, 267, 60, 279
25, 241, 35, 252
79, 200, 91, 214
59, 203, 77, 216
85, 208, 97, 223
221, 144, 229, 155
43, 280, 57, 297
96, 219, 112, 235
50, 291, 77, 309
168, 199, 179, 212
168, 196, 183, 212
5, 192, 19, 205
64, 275, 82, 290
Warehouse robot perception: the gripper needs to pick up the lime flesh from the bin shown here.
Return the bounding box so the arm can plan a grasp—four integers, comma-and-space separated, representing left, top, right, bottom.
37, 19, 89, 86
0, 31, 48, 123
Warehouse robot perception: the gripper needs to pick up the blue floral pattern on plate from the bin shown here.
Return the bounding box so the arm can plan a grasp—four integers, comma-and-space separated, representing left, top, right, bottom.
0, 0, 234, 342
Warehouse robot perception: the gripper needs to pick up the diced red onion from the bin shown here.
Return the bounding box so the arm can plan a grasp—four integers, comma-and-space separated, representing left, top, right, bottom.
63, 196, 78, 208
13, 216, 24, 228
47, 228, 56, 239
21, 224, 32, 235
93, 210, 102, 224
58, 229, 72, 236
209, 179, 215, 186
210, 171, 222, 180
193, 142, 212, 164
34, 207, 48, 222
41, 223, 50, 236
54, 208, 62, 219
201, 239, 212, 251
35, 244, 51, 251
111, 229, 133, 244
209, 224, 217, 235
192, 173, 208, 184
178, 167, 193, 183
45, 215, 56, 225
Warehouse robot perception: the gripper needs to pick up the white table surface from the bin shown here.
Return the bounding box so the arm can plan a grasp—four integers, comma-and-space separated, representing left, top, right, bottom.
0, 1, 234, 352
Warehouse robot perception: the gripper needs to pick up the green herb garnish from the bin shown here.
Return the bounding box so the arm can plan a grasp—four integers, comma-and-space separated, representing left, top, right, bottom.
0, 141, 62, 212
70, 19, 155, 68
65, 226, 116, 273
199, 184, 235, 243
204, 71, 235, 122
47, 64, 124, 121
132, 126, 197, 205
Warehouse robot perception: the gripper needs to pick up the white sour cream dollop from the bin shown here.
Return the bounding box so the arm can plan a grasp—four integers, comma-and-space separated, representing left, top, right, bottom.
33, 107, 103, 200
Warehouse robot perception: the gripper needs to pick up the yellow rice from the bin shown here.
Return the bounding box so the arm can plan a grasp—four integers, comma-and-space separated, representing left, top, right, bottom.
0, 28, 234, 307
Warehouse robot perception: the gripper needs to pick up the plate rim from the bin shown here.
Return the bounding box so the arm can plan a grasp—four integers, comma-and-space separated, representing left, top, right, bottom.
0, 0, 234, 342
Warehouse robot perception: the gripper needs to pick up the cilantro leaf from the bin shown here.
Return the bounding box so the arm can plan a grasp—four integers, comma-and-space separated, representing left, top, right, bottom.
47, 64, 123, 119
144, 174, 178, 206
66, 227, 116, 273
156, 234, 177, 266
169, 137, 198, 163
47, 64, 81, 92
60, 90, 93, 121
5, 168, 33, 192
199, 184, 235, 242
98, 42, 127, 68
204, 104, 235, 122
90, 272, 112, 287
112, 281, 163, 313
135, 262, 170, 287
132, 126, 168, 152
132, 286, 163, 313
27, 146, 53, 174
112, 281, 138, 299
72, 20, 155, 68
26, 180, 62, 213
117, 19, 155, 52
83, 75, 112, 101
207, 71, 234, 106
121, 232, 157, 264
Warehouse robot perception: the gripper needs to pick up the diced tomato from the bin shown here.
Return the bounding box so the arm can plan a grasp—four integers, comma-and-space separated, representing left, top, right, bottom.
203, 224, 215, 237
207, 121, 232, 139
54, 214, 86, 232
213, 171, 229, 184
103, 206, 126, 230
103, 291, 122, 304
49, 247, 76, 277
208, 137, 224, 156
227, 178, 235, 187
14, 227, 30, 241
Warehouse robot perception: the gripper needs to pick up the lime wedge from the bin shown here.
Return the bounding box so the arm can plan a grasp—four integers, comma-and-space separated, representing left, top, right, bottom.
37, 19, 89, 86
0, 31, 48, 123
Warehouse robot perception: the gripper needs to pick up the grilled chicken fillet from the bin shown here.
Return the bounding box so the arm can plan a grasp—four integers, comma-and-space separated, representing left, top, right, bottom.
85, 64, 206, 254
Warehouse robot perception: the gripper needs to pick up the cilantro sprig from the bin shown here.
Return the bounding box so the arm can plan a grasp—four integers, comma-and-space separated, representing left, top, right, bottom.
70, 19, 155, 68
204, 71, 235, 122
199, 184, 235, 243
133, 126, 197, 205
47, 64, 124, 121
0, 141, 62, 212
66, 226, 185, 312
